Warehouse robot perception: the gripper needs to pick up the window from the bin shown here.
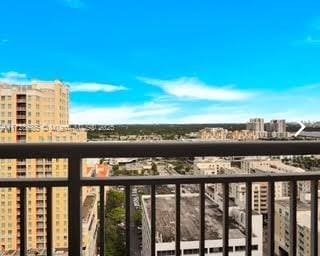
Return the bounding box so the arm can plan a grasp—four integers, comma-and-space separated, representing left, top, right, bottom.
252, 245, 258, 250
235, 246, 246, 251
184, 249, 199, 254
157, 251, 175, 256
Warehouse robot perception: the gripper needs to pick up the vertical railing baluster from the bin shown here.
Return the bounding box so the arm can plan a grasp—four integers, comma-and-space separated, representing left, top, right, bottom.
290, 181, 297, 256
68, 156, 82, 255
46, 186, 52, 256
151, 184, 156, 256
125, 185, 131, 256
200, 183, 205, 256
311, 180, 318, 256
246, 182, 252, 256
20, 187, 27, 256
267, 181, 275, 256
176, 184, 181, 256
222, 183, 229, 256
99, 185, 105, 256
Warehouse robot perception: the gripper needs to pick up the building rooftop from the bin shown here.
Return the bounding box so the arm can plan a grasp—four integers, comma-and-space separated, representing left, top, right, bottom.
82, 194, 96, 223
276, 198, 320, 229
0, 248, 68, 256
276, 199, 311, 211
143, 194, 247, 243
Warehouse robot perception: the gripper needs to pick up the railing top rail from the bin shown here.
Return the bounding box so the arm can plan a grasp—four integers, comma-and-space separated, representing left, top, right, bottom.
1, 172, 320, 187
0, 141, 320, 158
81, 172, 320, 185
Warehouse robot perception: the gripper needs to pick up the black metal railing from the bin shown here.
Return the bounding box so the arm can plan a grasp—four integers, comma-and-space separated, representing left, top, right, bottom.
0, 141, 320, 256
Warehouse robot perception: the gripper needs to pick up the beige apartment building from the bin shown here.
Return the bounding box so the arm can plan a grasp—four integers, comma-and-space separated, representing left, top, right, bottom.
275, 199, 320, 256
212, 160, 309, 215
199, 127, 229, 140
199, 127, 260, 141
208, 166, 269, 214
194, 156, 232, 175
228, 129, 260, 141
242, 159, 309, 199
0, 81, 89, 253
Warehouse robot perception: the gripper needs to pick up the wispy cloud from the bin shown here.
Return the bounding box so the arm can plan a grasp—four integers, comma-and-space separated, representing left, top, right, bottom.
70, 101, 318, 124
0, 71, 30, 84
71, 102, 179, 124
293, 37, 320, 46
311, 17, 320, 31
60, 0, 85, 8
0, 39, 8, 45
69, 82, 126, 93
138, 77, 252, 101
1, 71, 26, 79
295, 18, 320, 46
295, 83, 320, 90
304, 36, 320, 45
0, 71, 127, 93
175, 112, 252, 124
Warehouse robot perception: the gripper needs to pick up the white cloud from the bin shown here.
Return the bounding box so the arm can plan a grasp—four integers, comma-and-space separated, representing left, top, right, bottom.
71, 103, 179, 124
70, 103, 297, 124
305, 36, 320, 45
61, 0, 85, 8
0, 71, 30, 85
1, 71, 27, 79
175, 113, 252, 124
138, 77, 252, 101
0, 70, 127, 93
0, 39, 8, 45
174, 111, 296, 124
311, 17, 320, 31
295, 83, 320, 90
69, 82, 127, 93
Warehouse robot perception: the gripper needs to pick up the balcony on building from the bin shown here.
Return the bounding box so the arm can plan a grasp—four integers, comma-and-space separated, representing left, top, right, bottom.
0, 141, 319, 256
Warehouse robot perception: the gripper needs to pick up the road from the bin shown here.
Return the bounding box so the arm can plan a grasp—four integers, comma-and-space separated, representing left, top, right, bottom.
130, 189, 142, 256
158, 163, 199, 193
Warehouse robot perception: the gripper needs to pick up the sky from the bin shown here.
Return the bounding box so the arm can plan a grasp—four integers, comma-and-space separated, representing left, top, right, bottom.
1, 0, 320, 124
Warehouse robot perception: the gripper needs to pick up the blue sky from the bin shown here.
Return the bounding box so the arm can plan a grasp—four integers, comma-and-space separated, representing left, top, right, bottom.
1, 0, 320, 124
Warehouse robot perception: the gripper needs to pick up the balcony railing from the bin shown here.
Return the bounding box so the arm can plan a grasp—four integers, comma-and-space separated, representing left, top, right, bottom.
0, 141, 320, 256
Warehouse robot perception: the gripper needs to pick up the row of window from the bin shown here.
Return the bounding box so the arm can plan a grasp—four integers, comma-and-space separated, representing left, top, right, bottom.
157, 245, 259, 255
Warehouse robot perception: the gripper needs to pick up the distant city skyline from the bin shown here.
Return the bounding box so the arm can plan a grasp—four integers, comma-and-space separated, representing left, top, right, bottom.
1, 1, 320, 124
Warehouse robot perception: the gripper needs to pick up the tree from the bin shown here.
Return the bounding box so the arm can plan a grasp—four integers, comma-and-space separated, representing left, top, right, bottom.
173, 162, 184, 173
133, 210, 142, 226
105, 190, 126, 256
106, 189, 125, 209
151, 162, 158, 175
112, 165, 120, 176
100, 158, 107, 164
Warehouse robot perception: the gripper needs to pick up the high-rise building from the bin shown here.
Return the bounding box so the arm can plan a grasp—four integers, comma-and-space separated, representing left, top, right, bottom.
267, 119, 288, 138
211, 167, 270, 214
275, 199, 320, 256
241, 159, 308, 200
246, 118, 265, 132
0, 81, 87, 252
246, 118, 268, 138
269, 119, 286, 133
